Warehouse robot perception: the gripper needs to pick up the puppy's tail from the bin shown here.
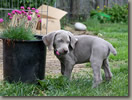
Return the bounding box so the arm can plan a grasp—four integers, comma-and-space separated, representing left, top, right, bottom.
107, 42, 117, 56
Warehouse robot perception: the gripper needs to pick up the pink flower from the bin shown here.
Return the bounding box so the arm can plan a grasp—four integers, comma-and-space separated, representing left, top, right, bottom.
0, 18, 4, 23
17, 11, 22, 14
24, 12, 28, 16
21, 10, 25, 13
37, 15, 40, 18
28, 11, 33, 15
56, 51, 60, 56
8, 13, 11, 16
27, 7, 31, 10
14, 10, 19, 13
13, 10, 22, 15
32, 8, 35, 10
12, 10, 15, 14
21, 10, 27, 16
20, 6, 25, 9
9, 17, 13, 19
35, 9, 39, 14
39, 19, 42, 23
23, 12, 28, 16
27, 15, 32, 21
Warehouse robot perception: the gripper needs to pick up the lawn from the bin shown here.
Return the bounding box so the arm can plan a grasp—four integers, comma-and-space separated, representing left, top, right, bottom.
0, 21, 128, 96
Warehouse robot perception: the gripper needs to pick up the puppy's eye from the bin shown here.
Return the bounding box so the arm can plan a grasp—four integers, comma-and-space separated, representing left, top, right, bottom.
58, 39, 63, 42
67, 41, 70, 44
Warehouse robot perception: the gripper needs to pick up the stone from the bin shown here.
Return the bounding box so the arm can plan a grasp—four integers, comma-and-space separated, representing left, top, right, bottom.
74, 22, 87, 31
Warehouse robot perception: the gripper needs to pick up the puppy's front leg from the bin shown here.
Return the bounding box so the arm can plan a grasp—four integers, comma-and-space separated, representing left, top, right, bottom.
61, 62, 65, 75
63, 62, 74, 79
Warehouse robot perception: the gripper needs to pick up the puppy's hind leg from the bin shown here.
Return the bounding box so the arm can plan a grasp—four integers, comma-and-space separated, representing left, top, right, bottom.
102, 58, 113, 81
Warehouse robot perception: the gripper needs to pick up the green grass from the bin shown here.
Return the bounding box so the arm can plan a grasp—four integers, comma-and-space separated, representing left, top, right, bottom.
0, 65, 128, 96
0, 25, 37, 40
38, 64, 128, 96
0, 81, 46, 96
0, 20, 128, 96
83, 18, 128, 34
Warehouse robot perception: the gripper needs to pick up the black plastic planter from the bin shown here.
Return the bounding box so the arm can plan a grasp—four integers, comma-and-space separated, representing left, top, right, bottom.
1, 35, 46, 83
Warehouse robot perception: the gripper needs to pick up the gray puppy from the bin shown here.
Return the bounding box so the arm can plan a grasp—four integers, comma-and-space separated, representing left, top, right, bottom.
42, 30, 117, 88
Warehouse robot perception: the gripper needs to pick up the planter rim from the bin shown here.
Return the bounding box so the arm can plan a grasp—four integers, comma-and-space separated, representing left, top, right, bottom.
0, 35, 43, 43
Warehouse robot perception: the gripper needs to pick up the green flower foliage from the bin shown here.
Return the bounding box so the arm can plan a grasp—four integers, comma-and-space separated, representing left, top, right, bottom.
1, 25, 36, 40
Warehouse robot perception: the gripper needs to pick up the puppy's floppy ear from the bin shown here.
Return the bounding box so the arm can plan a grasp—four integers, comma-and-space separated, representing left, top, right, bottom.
42, 31, 57, 51
67, 31, 78, 49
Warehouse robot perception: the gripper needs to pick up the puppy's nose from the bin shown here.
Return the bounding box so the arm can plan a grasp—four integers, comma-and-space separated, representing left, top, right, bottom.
64, 50, 68, 54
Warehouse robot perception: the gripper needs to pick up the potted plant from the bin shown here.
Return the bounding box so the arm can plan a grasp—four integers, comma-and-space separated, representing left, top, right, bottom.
0, 6, 46, 83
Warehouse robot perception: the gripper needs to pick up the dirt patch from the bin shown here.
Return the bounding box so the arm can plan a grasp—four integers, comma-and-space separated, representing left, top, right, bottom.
64, 26, 93, 35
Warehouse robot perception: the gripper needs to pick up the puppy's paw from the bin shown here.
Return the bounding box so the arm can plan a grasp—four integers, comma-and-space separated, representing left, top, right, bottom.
92, 80, 102, 88
105, 73, 113, 81
105, 76, 112, 81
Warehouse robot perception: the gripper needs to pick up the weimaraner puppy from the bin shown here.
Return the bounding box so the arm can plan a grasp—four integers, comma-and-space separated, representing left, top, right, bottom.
42, 30, 117, 88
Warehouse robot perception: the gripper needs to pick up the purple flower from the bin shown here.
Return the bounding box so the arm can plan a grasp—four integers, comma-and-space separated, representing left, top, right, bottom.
20, 6, 25, 9
32, 8, 35, 10
35, 9, 39, 14
27, 15, 32, 21
0, 18, 4, 23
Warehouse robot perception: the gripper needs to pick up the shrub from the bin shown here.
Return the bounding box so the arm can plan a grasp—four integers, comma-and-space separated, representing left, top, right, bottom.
90, 4, 128, 23
90, 10, 111, 23
103, 4, 128, 23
